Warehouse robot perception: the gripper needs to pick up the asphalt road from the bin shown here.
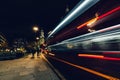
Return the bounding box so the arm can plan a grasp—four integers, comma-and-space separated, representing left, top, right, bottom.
45, 51, 120, 80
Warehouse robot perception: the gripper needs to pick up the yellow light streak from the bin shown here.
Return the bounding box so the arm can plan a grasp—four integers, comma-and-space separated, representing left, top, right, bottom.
48, 56, 120, 80
78, 54, 104, 58
48, 53, 55, 56
77, 17, 98, 29
87, 18, 98, 27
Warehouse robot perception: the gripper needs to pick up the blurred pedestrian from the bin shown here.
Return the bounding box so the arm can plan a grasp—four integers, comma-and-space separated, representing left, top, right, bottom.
31, 46, 36, 58
36, 46, 40, 57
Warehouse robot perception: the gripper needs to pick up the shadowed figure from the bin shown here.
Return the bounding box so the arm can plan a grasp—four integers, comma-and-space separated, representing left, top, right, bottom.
36, 46, 41, 57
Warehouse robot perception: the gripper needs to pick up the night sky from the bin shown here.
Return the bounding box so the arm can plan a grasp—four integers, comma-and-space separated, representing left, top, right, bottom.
0, 0, 80, 41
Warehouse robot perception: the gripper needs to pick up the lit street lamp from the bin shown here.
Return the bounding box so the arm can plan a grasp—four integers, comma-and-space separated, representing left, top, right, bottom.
32, 26, 40, 48
33, 26, 39, 32
32, 26, 45, 46
33, 26, 39, 40
36, 37, 39, 40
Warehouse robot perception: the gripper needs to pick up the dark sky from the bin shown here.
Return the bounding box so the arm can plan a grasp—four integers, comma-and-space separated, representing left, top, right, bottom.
0, 0, 80, 41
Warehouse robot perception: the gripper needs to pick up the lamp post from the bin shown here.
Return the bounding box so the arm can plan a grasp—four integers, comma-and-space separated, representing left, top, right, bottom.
32, 26, 41, 56
33, 26, 39, 41
32, 26, 39, 47
32, 26, 45, 46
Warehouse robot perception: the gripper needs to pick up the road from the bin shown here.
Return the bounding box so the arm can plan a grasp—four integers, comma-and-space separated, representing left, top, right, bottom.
0, 51, 119, 80
45, 51, 120, 80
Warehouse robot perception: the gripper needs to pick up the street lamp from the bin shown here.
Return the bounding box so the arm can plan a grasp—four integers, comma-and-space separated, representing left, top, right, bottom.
32, 26, 39, 44
36, 37, 39, 40
32, 26, 45, 45
33, 26, 39, 32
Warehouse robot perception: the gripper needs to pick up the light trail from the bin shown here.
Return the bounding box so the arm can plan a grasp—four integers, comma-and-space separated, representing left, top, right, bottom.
103, 51, 120, 54
98, 6, 120, 20
48, 24, 120, 48
61, 24, 120, 43
78, 54, 120, 61
47, 0, 99, 38
48, 55, 120, 80
78, 54, 104, 58
47, 24, 120, 55
77, 6, 120, 29
77, 17, 98, 29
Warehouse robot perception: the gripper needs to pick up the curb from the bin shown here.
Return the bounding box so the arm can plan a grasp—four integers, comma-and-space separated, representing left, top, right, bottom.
41, 54, 66, 80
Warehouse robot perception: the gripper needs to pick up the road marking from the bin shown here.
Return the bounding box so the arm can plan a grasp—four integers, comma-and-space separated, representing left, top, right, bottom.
48, 56, 120, 80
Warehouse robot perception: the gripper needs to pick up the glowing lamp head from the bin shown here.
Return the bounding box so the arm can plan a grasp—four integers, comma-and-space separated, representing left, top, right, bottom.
33, 26, 39, 32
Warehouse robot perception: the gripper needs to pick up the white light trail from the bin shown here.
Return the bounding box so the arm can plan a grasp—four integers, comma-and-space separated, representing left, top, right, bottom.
48, 24, 120, 47
47, 0, 99, 39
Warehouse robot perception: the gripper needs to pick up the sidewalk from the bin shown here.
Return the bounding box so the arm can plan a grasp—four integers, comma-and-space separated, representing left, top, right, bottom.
0, 53, 62, 80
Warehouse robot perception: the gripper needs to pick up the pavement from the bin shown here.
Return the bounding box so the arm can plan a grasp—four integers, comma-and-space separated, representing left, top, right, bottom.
0, 53, 62, 80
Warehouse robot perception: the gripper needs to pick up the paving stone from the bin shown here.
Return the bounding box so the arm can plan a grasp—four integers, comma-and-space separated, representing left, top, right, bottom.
0, 54, 60, 80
